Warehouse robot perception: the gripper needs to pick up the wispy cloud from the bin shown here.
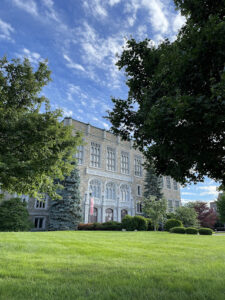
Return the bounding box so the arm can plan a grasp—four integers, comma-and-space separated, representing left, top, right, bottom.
83, 0, 108, 18
16, 48, 44, 64
12, 0, 38, 16
0, 18, 14, 41
63, 54, 85, 72
198, 186, 219, 197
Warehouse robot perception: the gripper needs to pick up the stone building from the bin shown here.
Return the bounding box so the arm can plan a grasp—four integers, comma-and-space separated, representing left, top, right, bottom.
27, 118, 181, 230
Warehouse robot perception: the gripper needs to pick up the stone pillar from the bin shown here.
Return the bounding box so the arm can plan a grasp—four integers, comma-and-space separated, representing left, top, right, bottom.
114, 207, 117, 221
117, 197, 121, 222
84, 192, 89, 224
101, 195, 104, 223
98, 207, 102, 223
86, 124, 90, 136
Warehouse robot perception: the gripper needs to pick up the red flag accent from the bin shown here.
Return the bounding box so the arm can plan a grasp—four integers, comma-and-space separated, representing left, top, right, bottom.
90, 197, 94, 215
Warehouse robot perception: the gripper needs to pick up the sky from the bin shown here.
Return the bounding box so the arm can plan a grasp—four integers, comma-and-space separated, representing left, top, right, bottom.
0, 0, 220, 204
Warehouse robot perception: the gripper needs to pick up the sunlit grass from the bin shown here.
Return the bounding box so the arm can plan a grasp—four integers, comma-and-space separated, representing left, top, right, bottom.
0, 231, 224, 300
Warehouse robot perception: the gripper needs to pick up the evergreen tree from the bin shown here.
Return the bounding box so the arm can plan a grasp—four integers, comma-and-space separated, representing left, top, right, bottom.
48, 165, 81, 231
144, 165, 163, 200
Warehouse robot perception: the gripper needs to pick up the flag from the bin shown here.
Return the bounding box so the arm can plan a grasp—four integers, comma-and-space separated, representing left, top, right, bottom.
90, 197, 94, 215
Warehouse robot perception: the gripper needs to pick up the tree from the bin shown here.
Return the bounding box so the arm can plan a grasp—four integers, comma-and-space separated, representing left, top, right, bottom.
0, 57, 82, 198
144, 165, 163, 200
0, 198, 32, 231
187, 201, 217, 229
48, 165, 81, 231
142, 196, 167, 231
216, 193, 225, 223
107, 0, 225, 185
175, 206, 198, 227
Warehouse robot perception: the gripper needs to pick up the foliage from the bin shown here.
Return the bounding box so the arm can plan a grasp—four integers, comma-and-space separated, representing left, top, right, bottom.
175, 206, 198, 227
145, 218, 154, 231
144, 165, 163, 200
170, 227, 186, 234
132, 216, 148, 231
121, 215, 134, 231
186, 227, 198, 235
166, 212, 177, 220
101, 221, 122, 231
0, 57, 82, 199
142, 196, 167, 231
199, 228, 213, 235
107, 0, 225, 185
216, 193, 225, 223
48, 166, 81, 231
187, 201, 217, 228
164, 219, 182, 231
0, 198, 31, 231
77, 223, 94, 230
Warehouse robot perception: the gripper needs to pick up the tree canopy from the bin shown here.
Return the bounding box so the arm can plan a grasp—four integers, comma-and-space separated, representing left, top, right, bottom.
216, 193, 225, 223
0, 57, 82, 199
107, 0, 225, 185
144, 165, 163, 200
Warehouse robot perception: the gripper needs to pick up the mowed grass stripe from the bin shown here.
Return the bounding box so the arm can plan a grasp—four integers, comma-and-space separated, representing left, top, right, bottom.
0, 232, 224, 300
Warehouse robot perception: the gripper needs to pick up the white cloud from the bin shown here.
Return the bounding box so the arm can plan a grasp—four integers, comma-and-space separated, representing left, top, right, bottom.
42, 0, 60, 22
0, 18, 14, 41
62, 107, 73, 117
17, 48, 44, 64
83, 0, 107, 18
109, 0, 121, 6
63, 54, 85, 72
12, 0, 38, 16
173, 12, 186, 33
198, 186, 219, 197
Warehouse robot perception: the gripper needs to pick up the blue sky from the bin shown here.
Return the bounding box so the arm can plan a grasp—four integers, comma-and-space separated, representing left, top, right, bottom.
0, 0, 219, 203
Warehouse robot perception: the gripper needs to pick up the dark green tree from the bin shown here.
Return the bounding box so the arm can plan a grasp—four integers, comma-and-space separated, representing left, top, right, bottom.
175, 206, 198, 227
0, 57, 82, 198
48, 165, 81, 231
144, 165, 163, 200
0, 198, 32, 231
107, 0, 225, 185
216, 193, 225, 223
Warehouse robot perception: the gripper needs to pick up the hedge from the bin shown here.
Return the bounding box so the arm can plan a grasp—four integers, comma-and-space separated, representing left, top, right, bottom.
186, 227, 198, 234
199, 228, 213, 235
170, 226, 186, 234
164, 219, 183, 231
122, 215, 148, 231
78, 221, 122, 231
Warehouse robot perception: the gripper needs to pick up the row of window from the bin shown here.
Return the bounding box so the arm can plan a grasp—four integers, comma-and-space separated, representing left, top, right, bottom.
163, 176, 178, 190
76, 144, 143, 176
89, 208, 128, 223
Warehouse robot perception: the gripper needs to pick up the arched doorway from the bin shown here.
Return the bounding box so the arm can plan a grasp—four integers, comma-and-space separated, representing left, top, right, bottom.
105, 208, 113, 222
121, 209, 128, 220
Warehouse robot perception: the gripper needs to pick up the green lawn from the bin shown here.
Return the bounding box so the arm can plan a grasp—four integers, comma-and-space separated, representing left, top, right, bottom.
0, 232, 225, 300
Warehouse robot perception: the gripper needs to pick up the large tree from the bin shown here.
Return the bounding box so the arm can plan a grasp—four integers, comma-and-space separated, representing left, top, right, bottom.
142, 196, 167, 231
187, 201, 217, 229
48, 165, 81, 231
144, 165, 163, 200
0, 57, 82, 199
216, 193, 225, 223
107, 0, 225, 185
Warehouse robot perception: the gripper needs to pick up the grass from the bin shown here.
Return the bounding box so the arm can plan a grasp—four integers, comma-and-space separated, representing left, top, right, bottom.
0, 231, 225, 300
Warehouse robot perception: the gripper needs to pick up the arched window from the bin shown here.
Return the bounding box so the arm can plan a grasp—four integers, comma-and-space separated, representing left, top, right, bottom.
120, 184, 130, 201
105, 208, 113, 222
105, 182, 116, 200
89, 179, 101, 199
121, 209, 128, 220
89, 207, 98, 223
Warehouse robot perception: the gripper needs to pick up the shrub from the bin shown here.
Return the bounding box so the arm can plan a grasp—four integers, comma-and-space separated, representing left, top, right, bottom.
186, 227, 198, 234
78, 223, 94, 230
199, 228, 213, 235
170, 227, 186, 234
145, 218, 154, 231
215, 227, 225, 231
101, 221, 122, 231
122, 215, 135, 231
0, 198, 32, 231
132, 216, 148, 231
164, 219, 183, 231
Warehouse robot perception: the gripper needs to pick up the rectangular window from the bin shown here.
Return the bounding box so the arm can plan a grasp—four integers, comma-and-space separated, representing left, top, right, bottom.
137, 185, 141, 196
175, 200, 180, 208
158, 176, 164, 188
121, 151, 129, 174
107, 147, 116, 171
137, 202, 142, 213
168, 200, 173, 212
166, 176, 171, 189
75, 145, 84, 165
35, 200, 46, 209
173, 180, 178, 190
34, 217, 45, 229
90, 142, 101, 168
134, 156, 142, 177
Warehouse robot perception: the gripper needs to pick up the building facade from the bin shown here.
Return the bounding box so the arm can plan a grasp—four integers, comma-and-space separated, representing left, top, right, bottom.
27, 118, 181, 230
